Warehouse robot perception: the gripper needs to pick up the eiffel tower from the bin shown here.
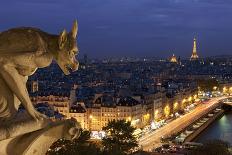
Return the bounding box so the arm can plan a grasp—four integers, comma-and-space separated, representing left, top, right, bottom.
190, 37, 199, 61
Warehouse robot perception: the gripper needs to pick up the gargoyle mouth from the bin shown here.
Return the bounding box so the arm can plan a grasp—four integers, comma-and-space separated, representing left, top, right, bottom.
65, 64, 73, 74
63, 61, 79, 75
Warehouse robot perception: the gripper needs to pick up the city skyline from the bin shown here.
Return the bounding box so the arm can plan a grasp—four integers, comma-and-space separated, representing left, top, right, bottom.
1, 1, 232, 154
1, 0, 232, 59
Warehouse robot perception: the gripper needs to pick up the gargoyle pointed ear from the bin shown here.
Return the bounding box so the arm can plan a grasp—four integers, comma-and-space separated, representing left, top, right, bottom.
59, 29, 68, 49
71, 20, 78, 39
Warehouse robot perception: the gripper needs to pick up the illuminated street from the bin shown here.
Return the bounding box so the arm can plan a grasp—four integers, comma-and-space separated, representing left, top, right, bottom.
139, 97, 226, 151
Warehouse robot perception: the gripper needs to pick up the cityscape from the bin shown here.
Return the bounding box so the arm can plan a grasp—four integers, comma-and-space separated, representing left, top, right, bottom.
26, 37, 232, 154
1, 1, 232, 155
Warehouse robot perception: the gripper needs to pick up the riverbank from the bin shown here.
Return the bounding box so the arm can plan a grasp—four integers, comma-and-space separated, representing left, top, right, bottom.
184, 109, 224, 142
139, 97, 226, 151
194, 109, 232, 144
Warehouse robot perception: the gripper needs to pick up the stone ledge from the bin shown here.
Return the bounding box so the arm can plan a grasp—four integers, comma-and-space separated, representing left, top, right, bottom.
0, 118, 51, 141
0, 118, 80, 155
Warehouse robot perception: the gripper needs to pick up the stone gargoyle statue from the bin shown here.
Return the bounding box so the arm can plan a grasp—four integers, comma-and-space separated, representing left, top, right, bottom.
0, 21, 79, 121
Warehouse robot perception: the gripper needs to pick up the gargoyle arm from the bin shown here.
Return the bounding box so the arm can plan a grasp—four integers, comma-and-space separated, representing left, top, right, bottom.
0, 64, 43, 120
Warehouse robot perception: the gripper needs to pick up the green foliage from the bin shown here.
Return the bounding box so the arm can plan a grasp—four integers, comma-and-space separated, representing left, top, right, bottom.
46, 130, 101, 155
46, 139, 71, 155
131, 150, 150, 155
197, 79, 219, 91
102, 119, 138, 155
188, 139, 231, 155
47, 120, 139, 155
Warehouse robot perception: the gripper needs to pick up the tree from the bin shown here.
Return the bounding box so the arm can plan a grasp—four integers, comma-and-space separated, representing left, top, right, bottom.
102, 119, 138, 155
46, 138, 71, 155
197, 79, 219, 92
131, 150, 150, 155
46, 130, 101, 155
188, 139, 231, 155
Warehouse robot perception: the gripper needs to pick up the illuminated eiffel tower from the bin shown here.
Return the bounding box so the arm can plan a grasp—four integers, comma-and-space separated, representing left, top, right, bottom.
190, 37, 199, 61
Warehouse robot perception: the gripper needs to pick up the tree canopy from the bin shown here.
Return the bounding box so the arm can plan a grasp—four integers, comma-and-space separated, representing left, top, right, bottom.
46, 130, 101, 155
197, 79, 219, 91
102, 119, 138, 155
46, 119, 139, 155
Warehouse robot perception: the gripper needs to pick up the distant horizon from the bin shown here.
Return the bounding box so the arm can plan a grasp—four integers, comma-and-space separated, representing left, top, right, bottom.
78, 54, 232, 61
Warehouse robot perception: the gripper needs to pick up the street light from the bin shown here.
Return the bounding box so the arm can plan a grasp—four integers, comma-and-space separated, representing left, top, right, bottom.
229, 87, 232, 93
223, 87, 227, 93
182, 99, 186, 103
213, 86, 217, 91
188, 96, 192, 102
174, 102, 178, 111
143, 113, 150, 122
181, 99, 187, 109
194, 94, 197, 100
164, 105, 170, 118
89, 115, 93, 131
155, 110, 159, 119
127, 116, 132, 121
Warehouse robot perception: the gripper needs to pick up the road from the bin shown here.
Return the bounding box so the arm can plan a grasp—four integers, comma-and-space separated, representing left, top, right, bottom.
139, 97, 226, 151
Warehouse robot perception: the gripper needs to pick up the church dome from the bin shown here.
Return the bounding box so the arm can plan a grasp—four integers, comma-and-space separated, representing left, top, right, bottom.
170, 54, 178, 63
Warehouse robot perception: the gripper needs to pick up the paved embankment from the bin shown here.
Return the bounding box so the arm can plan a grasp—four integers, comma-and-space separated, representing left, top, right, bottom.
139, 97, 226, 151
184, 109, 224, 142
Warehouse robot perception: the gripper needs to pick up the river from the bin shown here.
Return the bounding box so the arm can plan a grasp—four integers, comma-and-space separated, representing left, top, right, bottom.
194, 111, 232, 144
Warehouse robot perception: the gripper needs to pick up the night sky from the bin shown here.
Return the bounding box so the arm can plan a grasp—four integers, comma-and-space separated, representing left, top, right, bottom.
1, 0, 232, 59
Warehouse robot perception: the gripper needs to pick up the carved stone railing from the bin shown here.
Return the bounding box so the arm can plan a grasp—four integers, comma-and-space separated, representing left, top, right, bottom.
0, 118, 80, 155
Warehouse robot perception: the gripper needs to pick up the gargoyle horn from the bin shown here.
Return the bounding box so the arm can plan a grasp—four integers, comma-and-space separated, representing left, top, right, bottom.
71, 20, 78, 39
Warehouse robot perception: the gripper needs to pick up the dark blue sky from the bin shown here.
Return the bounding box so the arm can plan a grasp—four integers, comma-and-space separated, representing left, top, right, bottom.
1, 0, 232, 59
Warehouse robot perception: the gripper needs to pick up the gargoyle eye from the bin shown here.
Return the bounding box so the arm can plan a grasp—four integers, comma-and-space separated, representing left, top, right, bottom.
68, 51, 73, 56
73, 50, 77, 54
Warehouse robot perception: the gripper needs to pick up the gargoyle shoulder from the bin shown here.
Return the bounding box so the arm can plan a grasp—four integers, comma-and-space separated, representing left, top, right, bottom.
0, 27, 50, 56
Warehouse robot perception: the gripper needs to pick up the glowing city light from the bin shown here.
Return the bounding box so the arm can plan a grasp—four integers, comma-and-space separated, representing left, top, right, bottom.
182, 99, 186, 103
174, 102, 178, 110
213, 86, 217, 90
155, 110, 159, 116
164, 105, 170, 118
188, 96, 192, 102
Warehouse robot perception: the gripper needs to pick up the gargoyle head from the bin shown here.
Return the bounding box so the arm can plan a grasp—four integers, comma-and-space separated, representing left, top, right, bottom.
56, 20, 79, 75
